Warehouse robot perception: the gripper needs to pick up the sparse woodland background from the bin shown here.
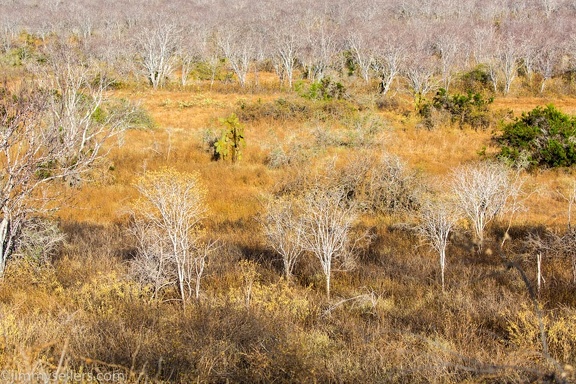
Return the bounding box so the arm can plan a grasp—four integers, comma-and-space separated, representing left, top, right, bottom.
1, 0, 576, 382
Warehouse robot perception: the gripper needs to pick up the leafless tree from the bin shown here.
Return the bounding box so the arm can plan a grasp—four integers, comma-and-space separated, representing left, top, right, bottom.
498, 32, 525, 95
130, 220, 174, 299
270, 20, 302, 89
535, 45, 561, 93
135, 23, 181, 89
217, 24, 255, 87
432, 25, 464, 91
302, 14, 340, 81
301, 185, 358, 299
0, 43, 132, 275
261, 195, 305, 280
541, 0, 560, 17
132, 168, 212, 307
338, 152, 422, 216
372, 32, 405, 95
470, 24, 500, 92
0, 0, 575, 98
451, 161, 521, 250
196, 25, 222, 90
0, 16, 19, 53
250, 25, 268, 88
417, 197, 459, 292
177, 24, 201, 87
530, 23, 566, 93
404, 50, 438, 107
347, 27, 377, 83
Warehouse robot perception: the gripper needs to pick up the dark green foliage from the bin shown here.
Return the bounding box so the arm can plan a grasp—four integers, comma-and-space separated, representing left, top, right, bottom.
496, 104, 576, 168
90, 106, 106, 124
35, 159, 57, 180
96, 99, 155, 130
420, 88, 493, 129
342, 50, 357, 77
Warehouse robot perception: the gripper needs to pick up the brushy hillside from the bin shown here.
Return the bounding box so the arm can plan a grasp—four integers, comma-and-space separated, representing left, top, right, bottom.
1, 79, 575, 383
1, 4, 576, 379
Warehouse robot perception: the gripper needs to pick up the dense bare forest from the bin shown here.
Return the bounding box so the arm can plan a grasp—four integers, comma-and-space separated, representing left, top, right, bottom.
1, 0, 576, 383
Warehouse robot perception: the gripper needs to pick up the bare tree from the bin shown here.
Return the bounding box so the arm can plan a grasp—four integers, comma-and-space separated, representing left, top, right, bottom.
417, 197, 459, 292
530, 22, 566, 93
432, 25, 464, 91
469, 24, 500, 92
498, 34, 524, 95
217, 24, 255, 87
271, 21, 302, 89
372, 30, 405, 95
301, 185, 358, 299
347, 27, 376, 83
41, 44, 129, 165
135, 23, 181, 89
261, 195, 305, 280
451, 162, 521, 250
0, 16, 19, 53
132, 168, 212, 307
177, 24, 201, 87
338, 152, 422, 216
302, 14, 339, 81
0, 44, 131, 275
130, 220, 174, 299
404, 55, 438, 107
403, 28, 438, 107
196, 25, 222, 90
541, 0, 560, 17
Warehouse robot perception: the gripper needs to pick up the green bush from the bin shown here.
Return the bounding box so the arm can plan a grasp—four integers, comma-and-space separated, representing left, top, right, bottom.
459, 65, 492, 93
420, 88, 493, 129
495, 104, 576, 168
295, 77, 347, 101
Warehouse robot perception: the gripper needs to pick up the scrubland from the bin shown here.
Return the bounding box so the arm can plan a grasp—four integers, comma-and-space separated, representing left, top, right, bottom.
1, 1, 576, 380
0, 72, 575, 384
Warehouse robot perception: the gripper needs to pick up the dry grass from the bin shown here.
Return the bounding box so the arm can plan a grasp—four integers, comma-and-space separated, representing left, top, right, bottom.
3, 75, 576, 383
492, 96, 576, 116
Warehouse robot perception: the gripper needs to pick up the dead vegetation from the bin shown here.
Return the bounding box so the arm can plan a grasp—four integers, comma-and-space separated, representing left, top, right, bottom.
1, 25, 576, 384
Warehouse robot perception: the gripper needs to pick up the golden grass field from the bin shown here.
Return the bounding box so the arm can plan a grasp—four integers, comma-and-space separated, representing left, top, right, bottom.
3, 73, 576, 383
56, 83, 576, 231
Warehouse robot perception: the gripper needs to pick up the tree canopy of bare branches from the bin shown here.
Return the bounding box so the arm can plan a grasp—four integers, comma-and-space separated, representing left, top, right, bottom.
301, 185, 358, 299
0, 44, 132, 274
451, 161, 521, 250
132, 168, 213, 307
261, 194, 305, 280
1, 0, 574, 95
417, 197, 460, 292
135, 23, 181, 89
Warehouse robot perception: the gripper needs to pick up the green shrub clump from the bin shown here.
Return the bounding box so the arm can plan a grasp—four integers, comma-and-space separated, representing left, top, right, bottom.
496, 104, 576, 168
295, 77, 347, 101
419, 88, 493, 129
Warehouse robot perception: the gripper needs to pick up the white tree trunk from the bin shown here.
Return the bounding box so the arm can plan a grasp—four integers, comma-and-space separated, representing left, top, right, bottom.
0, 217, 9, 275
